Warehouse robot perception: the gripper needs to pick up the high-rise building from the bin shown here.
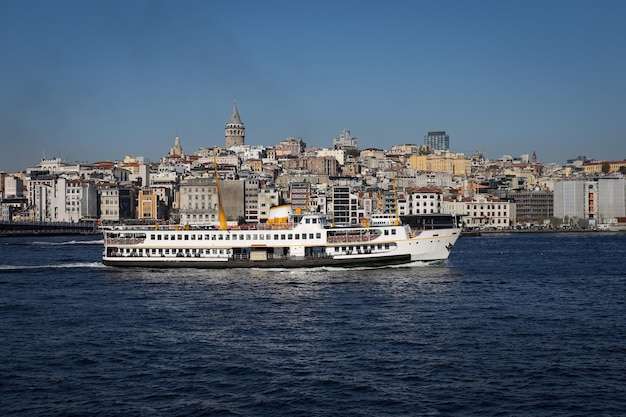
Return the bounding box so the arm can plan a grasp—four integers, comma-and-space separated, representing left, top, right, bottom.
424, 131, 449, 151
225, 100, 245, 148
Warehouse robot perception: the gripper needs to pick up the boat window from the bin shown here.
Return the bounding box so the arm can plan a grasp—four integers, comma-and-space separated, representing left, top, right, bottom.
274, 234, 279, 240
253, 234, 258, 240
295, 234, 299, 239
219, 235, 223, 240
164, 234, 169, 240
259, 234, 264, 240
212, 235, 216, 240
391, 230, 396, 235
246, 234, 251, 240
306, 218, 310, 224
316, 233, 321, 239
157, 235, 162, 240
309, 234, 314, 239
288, 234, 293, 239
225, 235, 230, 240
150, 234, 155, 240
191, 235, 195, 240
184, 235, 189, 241
281, 234, 286, 240
384, 230, 389, 235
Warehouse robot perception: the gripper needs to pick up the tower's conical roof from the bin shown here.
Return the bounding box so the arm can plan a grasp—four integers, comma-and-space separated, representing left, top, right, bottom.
228, 100, 243, 125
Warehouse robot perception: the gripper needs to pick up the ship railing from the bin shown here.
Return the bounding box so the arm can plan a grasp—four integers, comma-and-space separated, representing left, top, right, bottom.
257, 222, 294, 231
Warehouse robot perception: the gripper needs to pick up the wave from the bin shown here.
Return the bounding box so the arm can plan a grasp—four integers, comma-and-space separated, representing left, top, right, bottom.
0, 262, 105, 271
2, 239, 104, 247
33, 239, 103, 246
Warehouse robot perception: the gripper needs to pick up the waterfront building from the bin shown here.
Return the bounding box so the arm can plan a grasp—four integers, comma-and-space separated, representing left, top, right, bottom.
553, 181, 586, 223
597, 178, 626, 221
3, 175, 24, 198
65, 179, 99, 222
225, 101, 245, 148
424, 131, 449, 151
509, 189, 553, 224
443, 195, 514, 229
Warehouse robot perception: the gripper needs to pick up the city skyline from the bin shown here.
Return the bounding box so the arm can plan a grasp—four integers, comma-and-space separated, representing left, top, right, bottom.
1, 0, 625, 172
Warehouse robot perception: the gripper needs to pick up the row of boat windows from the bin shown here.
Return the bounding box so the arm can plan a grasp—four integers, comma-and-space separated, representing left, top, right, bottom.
150, 233, 323, 241
115, 244, 392, 256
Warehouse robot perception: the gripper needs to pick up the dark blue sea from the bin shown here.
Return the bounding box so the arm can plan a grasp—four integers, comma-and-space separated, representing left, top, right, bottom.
1, 233, 625, 416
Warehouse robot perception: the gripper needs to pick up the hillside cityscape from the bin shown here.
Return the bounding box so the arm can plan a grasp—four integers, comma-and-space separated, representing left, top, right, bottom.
1, 102, 625, 232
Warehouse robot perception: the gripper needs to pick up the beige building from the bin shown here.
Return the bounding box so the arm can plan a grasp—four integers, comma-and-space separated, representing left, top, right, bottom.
581, 160, 626, 174
407, 154, 471, 176
138, 189, 158, 220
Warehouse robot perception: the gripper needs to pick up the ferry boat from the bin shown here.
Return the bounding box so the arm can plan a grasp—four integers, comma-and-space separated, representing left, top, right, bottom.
101, 205, 461, 269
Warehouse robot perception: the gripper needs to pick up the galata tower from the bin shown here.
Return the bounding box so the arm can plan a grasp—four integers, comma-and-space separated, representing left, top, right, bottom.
225, 100, 245, 148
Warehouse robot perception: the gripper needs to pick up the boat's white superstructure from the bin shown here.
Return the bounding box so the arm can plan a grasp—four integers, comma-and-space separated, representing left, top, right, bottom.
102, 208, 461, 269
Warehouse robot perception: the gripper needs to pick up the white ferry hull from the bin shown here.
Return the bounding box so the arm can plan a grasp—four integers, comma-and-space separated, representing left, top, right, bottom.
102, 214, 460, 269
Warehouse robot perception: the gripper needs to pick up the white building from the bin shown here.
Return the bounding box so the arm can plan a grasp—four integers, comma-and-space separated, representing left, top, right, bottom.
333, 129, 358, 150
443, 195, 514, 229
597, 178, 626, 221
316, 148, 346, 165
553, 181, 586, 221
59, 179, 98, 222
99, 183, 121, 222
399, 188, 443, 215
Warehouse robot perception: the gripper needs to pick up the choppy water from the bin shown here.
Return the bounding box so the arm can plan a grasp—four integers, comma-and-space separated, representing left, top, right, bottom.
1, 233, 625, 416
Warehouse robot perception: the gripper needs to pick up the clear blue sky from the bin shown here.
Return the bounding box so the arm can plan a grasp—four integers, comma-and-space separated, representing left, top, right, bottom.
1, 0, 625, 172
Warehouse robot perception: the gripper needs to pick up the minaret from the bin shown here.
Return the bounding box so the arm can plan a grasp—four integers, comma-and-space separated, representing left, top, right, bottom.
225, 100, 245, 148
